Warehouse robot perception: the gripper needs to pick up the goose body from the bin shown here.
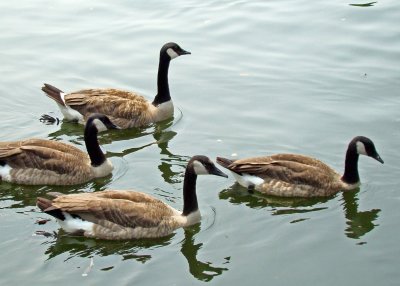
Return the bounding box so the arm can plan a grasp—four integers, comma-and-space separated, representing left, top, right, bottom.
37, 156, 228, 240
217, 136, 384, 197
0, 114, 118, 185
41, 42, 190, 129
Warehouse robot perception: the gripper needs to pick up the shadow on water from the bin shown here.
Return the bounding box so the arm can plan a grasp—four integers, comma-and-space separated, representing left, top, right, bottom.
36, 223, 229, 281
219, 183, 380, 240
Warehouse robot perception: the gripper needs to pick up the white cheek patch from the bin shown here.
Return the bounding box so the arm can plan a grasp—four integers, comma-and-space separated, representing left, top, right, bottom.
92, 118, 108, 132
356, 141, 368, 155
192, 160, 209, 175
167, 48, 179, 59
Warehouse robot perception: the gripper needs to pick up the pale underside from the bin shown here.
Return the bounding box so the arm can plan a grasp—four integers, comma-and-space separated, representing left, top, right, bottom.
0, 139, 101, 185
228, 154, 357, 197
50, 190, 193, 240
64, 89, 174, 128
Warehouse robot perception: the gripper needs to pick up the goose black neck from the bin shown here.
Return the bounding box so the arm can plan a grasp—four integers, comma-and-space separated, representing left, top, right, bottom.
152, 54, 171, 106
84, 123, 106, 167
182, 167, 199, 216
341, 144, 360, 184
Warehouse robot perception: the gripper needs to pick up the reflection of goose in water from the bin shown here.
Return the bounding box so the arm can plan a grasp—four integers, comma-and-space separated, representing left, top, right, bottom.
43, 109, 181, 159
220, 183, 380, 239
35, 220, 229, 281
219, 183, 329, 216
0, 174, 113, 210
341, 190, 380, 241
43, 111, 178, 145
38, 230, 173, 262
180, 224, 229, 282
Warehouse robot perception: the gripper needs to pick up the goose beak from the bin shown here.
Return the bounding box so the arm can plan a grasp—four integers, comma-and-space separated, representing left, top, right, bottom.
373, 154, 384, 164
109, 122, 121, 130
179, 49, 191, 56
210, 165, 228, 178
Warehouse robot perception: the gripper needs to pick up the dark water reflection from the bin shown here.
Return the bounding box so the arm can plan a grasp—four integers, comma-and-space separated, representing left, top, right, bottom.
37, 222, 229, 281
40, 231, 173, 262
42, 109, 181, 143
219, 183, 330, 210
220, 184, 380, 240
180, 224, 229, 282
341, 190, 381, 241
0, 176, 113, 209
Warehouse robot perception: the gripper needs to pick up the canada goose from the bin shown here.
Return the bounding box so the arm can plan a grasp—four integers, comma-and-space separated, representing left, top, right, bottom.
0, 113, 118, 185
216, 136, 384, 198
37, 156, 228, 240
41, 42, 190, 129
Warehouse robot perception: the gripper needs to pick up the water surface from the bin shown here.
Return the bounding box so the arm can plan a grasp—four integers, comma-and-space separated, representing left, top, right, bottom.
0, 0, 399, 285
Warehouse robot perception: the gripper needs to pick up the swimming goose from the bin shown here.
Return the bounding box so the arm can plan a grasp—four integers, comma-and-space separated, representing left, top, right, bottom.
216, 136, 383, 197
41, 42, 190, 129
0, 113, 118, 185
37, 156, 228, 240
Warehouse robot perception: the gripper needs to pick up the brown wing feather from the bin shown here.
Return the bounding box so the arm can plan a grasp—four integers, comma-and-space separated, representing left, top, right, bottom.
0, 139, 84, 158
64, 89, 151, 120
0, 139, 88, 173
51, 191, 173, 228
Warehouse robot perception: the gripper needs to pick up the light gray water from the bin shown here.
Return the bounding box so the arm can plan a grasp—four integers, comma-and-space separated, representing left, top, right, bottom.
0, 0, 399, 285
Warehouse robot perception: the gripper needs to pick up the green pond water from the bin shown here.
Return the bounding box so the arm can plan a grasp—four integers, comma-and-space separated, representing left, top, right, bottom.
0, 0, 399, 285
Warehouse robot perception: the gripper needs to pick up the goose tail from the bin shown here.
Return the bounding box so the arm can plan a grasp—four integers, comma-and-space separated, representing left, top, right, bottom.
216, 157, 235, 169
41, 83, 65, 106
37, 197, 65, 220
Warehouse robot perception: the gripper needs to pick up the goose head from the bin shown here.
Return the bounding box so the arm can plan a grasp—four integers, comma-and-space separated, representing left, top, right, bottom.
86, 113, 120, 132
189, 155, 228, 178
352, 136, 384, 164
161, 42, 191, 60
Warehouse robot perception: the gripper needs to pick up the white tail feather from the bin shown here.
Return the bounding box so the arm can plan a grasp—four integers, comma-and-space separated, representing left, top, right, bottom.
57, 213, 94, 234
232, 172, 264, 188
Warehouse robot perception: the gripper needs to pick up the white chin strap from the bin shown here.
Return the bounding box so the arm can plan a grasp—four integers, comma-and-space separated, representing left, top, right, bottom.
92, 118, 108, 132
167, 48, 179, 59
192, 160, 208, 175
356, 141, 367, 155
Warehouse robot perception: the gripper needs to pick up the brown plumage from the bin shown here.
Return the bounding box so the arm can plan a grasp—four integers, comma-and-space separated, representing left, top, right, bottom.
37, 156, 228, 240
41, 42, 191, 129
0, 114, 118, 185
217, 136, 384, 197
0, 139, 92, 185
37, 191, 181, 240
